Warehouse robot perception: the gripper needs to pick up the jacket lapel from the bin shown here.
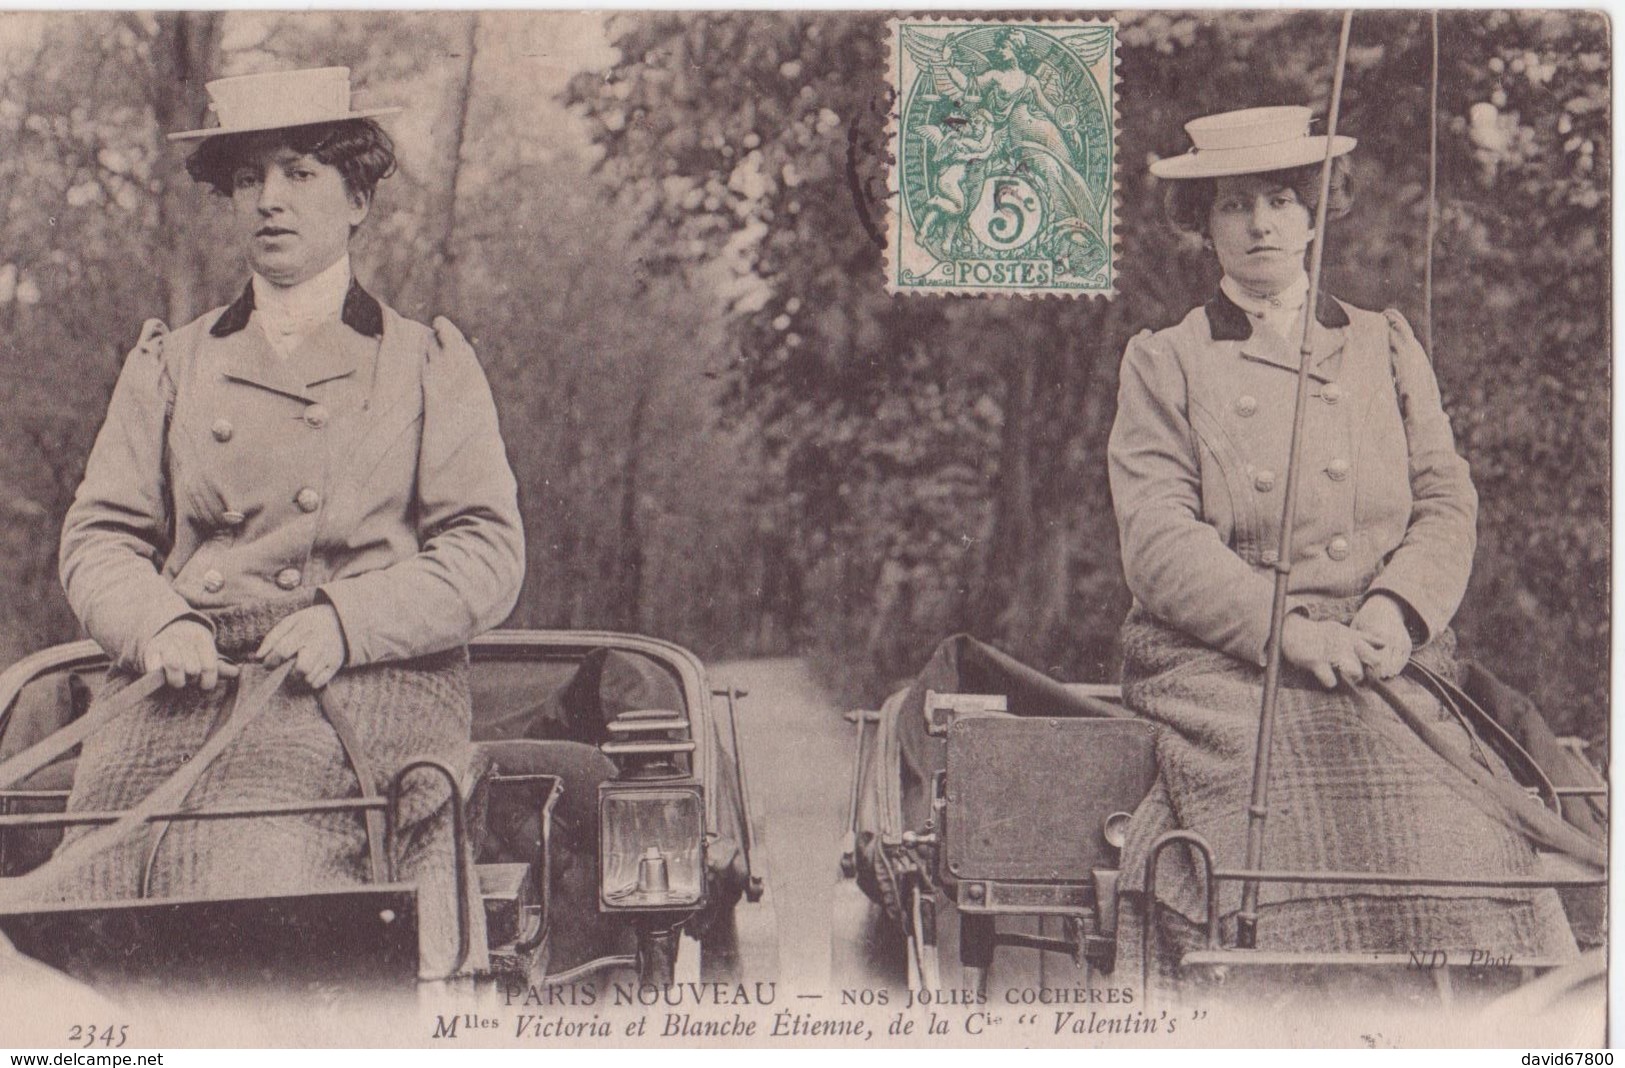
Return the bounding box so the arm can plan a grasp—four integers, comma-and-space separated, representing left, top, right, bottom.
211, 277, 386, 398
293, 280, 384, 388
210, 281, 254, 337
1208, 288, 1350, 383
215, 317, 319, 403
1307, 310, 1349, 381
289, 320, 374, 388
340, 279, 384, 339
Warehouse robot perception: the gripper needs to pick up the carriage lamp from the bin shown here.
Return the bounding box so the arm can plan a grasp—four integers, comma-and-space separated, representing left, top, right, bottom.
599, 783, 706, 910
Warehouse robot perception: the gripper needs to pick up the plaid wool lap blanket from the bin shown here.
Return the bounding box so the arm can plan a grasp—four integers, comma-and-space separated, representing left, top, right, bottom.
24, 592, 484, 977
1115, 599, 1578, 976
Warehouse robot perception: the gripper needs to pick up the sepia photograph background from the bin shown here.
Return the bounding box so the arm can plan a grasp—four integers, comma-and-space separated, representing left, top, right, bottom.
0, 10, 1607, 748
0, 10, 1610, 1048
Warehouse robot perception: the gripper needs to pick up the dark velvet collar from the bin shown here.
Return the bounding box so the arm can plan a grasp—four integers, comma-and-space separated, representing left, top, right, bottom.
210, 277, 384, 339
1203, 286, 1350, 341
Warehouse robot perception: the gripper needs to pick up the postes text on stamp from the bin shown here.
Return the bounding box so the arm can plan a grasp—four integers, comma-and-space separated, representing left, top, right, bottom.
887, 18, 1118, 298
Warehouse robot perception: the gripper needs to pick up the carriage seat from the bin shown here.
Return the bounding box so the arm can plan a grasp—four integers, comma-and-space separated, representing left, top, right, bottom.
468, 647, 689, 747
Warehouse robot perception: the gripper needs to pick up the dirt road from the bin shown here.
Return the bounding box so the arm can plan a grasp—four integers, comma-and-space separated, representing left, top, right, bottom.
714, 657, 902, 993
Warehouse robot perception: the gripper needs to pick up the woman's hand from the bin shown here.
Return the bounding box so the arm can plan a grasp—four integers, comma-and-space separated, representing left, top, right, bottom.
1351, 594, 1413, 679
255, 604, 348, 689
1280, 614, 1379, 689
145, 620, 240, 690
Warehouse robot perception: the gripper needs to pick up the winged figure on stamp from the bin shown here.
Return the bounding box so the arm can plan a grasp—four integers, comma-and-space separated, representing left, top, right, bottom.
902, 25, 1109, 257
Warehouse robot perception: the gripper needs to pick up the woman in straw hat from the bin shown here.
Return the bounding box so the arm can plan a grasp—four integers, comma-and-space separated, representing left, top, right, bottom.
1107, 107, 1577, 985
44, 67, 523, 976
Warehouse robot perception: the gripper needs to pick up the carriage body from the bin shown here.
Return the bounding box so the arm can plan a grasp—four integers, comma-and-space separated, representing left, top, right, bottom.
0, 629, 763, 995
841, 677, 1153, 995
839, 640, 1606, 1015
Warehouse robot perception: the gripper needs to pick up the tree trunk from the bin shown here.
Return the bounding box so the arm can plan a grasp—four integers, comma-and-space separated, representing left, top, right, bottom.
532, 372, 582, 630
1007, 316, 1110, 668
149, 13, 222, 325
431, 13, 480, 314
973, 312, 1111, 665
610, 381, 651, 630
971, 347, 1038, 639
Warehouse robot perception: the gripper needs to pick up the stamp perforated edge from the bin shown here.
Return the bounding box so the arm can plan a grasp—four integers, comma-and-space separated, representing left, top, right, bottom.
882, 14, 1121, 300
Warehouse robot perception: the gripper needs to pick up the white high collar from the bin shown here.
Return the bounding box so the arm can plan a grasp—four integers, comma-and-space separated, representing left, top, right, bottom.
1221, 271, 1309, 317
1220, 272, 1310, 340
252, 254, 351, 356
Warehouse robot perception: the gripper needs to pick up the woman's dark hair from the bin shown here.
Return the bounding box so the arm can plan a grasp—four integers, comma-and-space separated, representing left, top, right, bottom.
185, 118, 397, 201
1162, 157, 1354, 237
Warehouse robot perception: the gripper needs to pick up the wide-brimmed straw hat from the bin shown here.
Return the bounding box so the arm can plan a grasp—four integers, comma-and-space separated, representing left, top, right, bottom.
1150, 106, 1356, 180
167, 67, 401, 143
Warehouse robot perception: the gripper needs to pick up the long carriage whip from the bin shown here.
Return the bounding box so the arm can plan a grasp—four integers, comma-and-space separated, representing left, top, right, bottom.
1235, 10, 1356, 951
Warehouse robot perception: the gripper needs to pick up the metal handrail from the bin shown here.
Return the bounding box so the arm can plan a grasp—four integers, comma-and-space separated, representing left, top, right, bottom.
0, 760, 477, 982
503, 774, 563, 955
1142, 829, 1606, 1004
0, 796, 387, 829
1142, 831, 1218, 999
385, 758, 470, 980
1209, 866, 1605, 890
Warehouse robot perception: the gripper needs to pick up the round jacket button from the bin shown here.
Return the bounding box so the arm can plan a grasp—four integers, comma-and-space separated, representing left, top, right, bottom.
1327, 536, 1351, 561
1321, 383, 1343, 405
296, 488, 321, 513
1326, 458, 1351, 482
275, 567, 302, 591
211, 419, 234, 443
222, 510, 246, 527
201, 569, 225, 593
1254, 469, 1276, 492
1260, 548, 1280, 566
1234, 395, 1258, 417
304, 404, 329, 429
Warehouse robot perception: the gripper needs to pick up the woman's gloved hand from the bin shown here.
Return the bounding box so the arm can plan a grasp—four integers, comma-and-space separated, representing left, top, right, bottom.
145, 619, 240, 690
1280, 614, 1380, 689
256, 604, 349, 689
1351, 594, 1413, 679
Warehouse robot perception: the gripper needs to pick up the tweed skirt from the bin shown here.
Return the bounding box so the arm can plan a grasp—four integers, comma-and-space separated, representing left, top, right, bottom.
33, 592, 484, 977
1114, 600, 1576, 987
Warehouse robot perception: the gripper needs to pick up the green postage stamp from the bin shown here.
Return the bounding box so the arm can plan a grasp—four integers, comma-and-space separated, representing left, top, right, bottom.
887, 18, 1118, 297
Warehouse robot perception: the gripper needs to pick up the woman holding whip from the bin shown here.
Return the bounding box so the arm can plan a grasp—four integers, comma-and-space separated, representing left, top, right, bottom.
1107, 102, 1581, 986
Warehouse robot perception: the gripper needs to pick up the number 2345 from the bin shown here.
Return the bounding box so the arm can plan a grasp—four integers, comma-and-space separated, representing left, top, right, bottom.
67, 1024, 128, 1048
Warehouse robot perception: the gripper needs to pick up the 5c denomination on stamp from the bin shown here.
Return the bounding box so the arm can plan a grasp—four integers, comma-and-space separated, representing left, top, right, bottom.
886, 18, 1118, 298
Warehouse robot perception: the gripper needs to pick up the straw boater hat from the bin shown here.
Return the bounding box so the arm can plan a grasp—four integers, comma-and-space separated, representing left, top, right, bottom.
1150, 105, 1356, 180
167, 66, 401, 142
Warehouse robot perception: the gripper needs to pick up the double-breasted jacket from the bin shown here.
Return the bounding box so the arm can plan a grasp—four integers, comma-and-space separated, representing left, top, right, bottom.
1107, 289, 1477, 666
60, 281, 525, 670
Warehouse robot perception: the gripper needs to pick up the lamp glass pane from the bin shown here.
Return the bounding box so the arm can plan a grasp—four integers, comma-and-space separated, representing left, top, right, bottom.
601, 788, 704, 908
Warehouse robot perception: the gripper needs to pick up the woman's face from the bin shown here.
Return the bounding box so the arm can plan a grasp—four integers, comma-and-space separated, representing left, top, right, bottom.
1208, 175, 1312, 293
231, 146, 368, 287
